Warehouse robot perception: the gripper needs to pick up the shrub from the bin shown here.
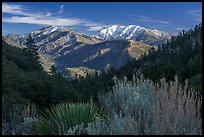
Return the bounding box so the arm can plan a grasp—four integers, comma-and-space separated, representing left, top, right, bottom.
88, 75, 202, 135
34, 102, 105, 135
86, 114, 141, 135
98, 75, 157, 119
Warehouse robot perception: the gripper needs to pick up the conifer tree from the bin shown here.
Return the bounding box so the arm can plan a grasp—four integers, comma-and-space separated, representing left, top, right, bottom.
26, 33, 38, 56
25, 33, 42, 70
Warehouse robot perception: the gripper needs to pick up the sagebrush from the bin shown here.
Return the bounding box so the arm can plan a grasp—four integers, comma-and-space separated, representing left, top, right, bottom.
86, 75, 202, 135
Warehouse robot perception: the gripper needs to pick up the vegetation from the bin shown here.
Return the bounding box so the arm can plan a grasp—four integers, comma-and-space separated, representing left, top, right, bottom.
2, 37, 80, 134
2, 40, 80, 107
54, 76, 202, 135
2, 24, 202, 135
34, 102, 106, 135
85, 76, 202, 135
116, 24, 202, 89
2, 103, 38, 135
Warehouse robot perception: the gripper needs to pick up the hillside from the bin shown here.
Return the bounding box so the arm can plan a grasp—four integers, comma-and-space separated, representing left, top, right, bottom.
54, 39, 153, 71
2, 40, 81, 119
115, 23, 202, 92
3, 26, 154, 76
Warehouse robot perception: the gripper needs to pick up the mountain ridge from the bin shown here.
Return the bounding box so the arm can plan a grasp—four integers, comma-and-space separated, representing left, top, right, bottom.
3, 25, 162, 77
99, 25, 172, 45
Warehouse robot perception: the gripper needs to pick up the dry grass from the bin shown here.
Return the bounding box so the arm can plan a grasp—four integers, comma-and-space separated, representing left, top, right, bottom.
147, 76, 202, 135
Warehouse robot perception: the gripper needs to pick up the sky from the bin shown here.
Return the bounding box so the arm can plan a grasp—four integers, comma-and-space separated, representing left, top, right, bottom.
2, 2, 202, 36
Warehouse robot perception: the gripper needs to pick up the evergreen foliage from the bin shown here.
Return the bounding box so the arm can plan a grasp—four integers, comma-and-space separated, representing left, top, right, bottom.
2, 40, 80, 123
25, 34, 38, 57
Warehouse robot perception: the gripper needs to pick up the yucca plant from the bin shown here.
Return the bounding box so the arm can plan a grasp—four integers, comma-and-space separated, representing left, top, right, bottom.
34, 102, 105, 135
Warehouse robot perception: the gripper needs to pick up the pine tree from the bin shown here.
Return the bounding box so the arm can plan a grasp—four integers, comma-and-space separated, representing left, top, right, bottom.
25, 33, 42, 71
26, 33, 38, 56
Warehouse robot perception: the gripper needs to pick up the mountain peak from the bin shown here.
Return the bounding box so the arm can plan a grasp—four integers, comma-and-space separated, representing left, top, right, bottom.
99, 25, 172, 45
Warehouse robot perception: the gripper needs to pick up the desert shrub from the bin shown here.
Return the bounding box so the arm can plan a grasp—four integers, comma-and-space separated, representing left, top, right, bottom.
88, 75, 202, 135
34, 102, 106, 135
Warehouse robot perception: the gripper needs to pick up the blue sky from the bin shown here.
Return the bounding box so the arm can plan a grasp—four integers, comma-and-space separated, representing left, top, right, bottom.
2, 2, 202, 36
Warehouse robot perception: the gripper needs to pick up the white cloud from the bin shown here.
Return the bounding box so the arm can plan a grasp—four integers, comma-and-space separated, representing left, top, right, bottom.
3, 16, 85, 26
58, 5, 64, 14
2, 3, 84, 26
83, 21, 108, 31
133, 15, 169, 24
188, 10, 202, 23
2, 3, 39, 17
188, 10, 201, 14
2, 3, 25, 14
175, 27, 188, 31
2, 3, 109, 31
45, 12, 52, 17
87, 26, 105, 31
134, 18, 169, 24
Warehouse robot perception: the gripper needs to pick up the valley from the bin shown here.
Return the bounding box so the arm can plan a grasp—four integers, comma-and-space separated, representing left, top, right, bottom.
2, 2, 202, 135
3, 25, 163, 77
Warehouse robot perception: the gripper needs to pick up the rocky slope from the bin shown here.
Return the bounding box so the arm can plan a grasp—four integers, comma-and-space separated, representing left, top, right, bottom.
54, 39, 154, 71
3, 25, 157, 77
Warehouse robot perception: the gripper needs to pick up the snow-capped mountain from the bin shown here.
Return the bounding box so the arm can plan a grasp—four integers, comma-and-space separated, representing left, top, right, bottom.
99, 25, 172, 45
